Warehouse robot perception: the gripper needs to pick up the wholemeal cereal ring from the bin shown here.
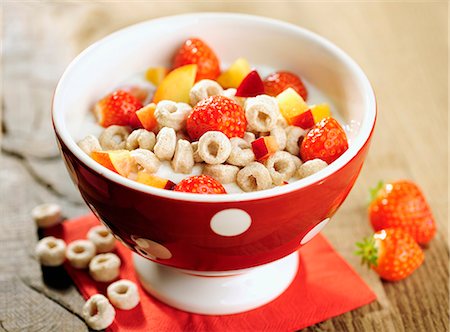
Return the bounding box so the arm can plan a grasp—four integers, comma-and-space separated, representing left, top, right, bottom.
130, 149, 161, 174
265, 151, 297, 185
126, 129, 156, 151
189, 79, 223, 106
89, 253, 121, 282
285, 126, 307, 156
154, 127, 176, 161
31, 203, 62, 228
244, 95, 280, 132
107, 279, 140, 310
243, 132, 256, 144
202, 164, 240, 184
227, 137, 255, 167
191, 142, 203, 163
99, 125, 131, 150
154, 100, 192, 131
270, 126, 287, 151
298, 159, 328, 179
198, 131, 231, 165
66, 239, 96, 269
78, 135, 102, 156
277, 116, 289, 128
172, 139, 194, 174
35, 236, 66, 266
236, 162, 272, 192
221, 88, 245, 107
82, 294, 115, 331
291, 155, 303, 170
87, 225, 116, 253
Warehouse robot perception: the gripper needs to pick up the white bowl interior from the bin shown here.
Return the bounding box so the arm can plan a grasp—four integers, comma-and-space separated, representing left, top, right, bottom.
53, 13, 376, 202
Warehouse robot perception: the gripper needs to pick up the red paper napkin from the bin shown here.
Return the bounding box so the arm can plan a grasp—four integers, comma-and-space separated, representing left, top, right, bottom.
47, 214, 376, 331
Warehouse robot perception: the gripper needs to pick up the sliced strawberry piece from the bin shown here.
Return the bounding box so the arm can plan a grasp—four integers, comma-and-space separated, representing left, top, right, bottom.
235, 70, 265, 97
264, 71, 308, 100
300, 117, 348, 164
94, 90, 143, 128
173, 38, 220, 81
186, 95, 246, 140
173, 175, 227, 194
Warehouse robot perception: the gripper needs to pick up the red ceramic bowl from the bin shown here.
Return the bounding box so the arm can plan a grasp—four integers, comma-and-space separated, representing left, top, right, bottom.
52, 13, 376, 272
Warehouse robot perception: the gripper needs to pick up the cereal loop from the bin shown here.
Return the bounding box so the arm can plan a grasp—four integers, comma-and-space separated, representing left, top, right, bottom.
236, 162, 272, 192
99, 125, 130, 150
203, 164, 240, 184
172, 139, 194, 174
155, 100, 192, 131
265, 151, 297, 185
78, 135, 102, 156
66, 239, 96, 269
244, 95, 280, 132
198, 131, 231, 165
298, 159, 328, 179
107, 279, 140, 310
191, 141, 203, 163
154, 127, 176, 160
130, 149, 161, 173
189, 79, 223, 106
82, 294, 115, 331
89, 253, 121, 282
35, 236, 66, 266
227, 137, 255, 167
31, 203, 62, 228
87, 225, 116, 253
285, 126, 307, 156
126, 129, 156, 151
270, 126, 287, 151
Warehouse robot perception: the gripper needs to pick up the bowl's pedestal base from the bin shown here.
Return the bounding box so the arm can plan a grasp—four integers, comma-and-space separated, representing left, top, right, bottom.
133, 252, 299, 315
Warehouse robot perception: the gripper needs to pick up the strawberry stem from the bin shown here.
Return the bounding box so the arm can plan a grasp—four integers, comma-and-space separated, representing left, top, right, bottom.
355, 236, 379, 268
369, 181, 384, 204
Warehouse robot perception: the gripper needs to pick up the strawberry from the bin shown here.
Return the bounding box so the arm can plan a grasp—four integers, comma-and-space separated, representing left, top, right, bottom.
356, 228, 424, 281
173, 175, 227, 194
263, 71, 308, 100
94, 90, 143, 128
186, 95, 246, 140
368, 180, 436, 245
300, 117, 348, 164
173, 38, 220, 81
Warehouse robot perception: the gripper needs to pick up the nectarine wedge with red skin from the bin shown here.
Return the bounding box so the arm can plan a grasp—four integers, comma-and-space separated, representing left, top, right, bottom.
251, 136, 279, 161
136, 172, 175, 190
91, 150, 136, 177
235, 70, 265, 97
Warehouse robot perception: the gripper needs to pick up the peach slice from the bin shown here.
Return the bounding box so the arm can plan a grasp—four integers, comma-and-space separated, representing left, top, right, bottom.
136, 171, 175, 190
217, 58, 251, 89
91, 150, 136, 177
145, 67, 168, 87
235, 70, 265, 97
136, 103, 157, 131
275, 88, 309, 123
153, 64, 197, 104
291, 103, 331, 129
251, 136, 279, 161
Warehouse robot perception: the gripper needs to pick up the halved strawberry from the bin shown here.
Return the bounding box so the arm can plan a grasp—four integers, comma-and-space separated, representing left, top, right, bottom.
300, 117, 348, 164
173, 175, 227, 194
172, 38, 220, 81
94, 90, 143, 128
264, 71, 308, 100
186, 95, 246, 140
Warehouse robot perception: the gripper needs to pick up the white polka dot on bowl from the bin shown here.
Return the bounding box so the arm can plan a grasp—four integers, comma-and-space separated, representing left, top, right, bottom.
210, 209, 252, 237
300, 218, 330, 245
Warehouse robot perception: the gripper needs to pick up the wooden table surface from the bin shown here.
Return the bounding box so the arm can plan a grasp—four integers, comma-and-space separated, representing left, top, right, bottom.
1, 2, 448, 331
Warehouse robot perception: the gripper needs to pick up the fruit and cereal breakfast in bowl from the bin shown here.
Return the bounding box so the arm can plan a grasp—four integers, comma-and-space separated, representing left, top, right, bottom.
52, 13, 375, 314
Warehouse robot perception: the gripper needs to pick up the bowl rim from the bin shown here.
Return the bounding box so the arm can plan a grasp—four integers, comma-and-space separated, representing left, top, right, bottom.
52, 12, 377, 203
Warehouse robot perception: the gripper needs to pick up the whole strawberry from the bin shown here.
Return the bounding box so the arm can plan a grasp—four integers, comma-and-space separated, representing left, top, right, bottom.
94, 90, 143, 128
173, 38, 220, 81
186, 95, 247, 140
368, 180, 436, 245
173, 175, 227, 194
300, 117, 348, 164
356, 228, 424, 281
263, 71, 308, 100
